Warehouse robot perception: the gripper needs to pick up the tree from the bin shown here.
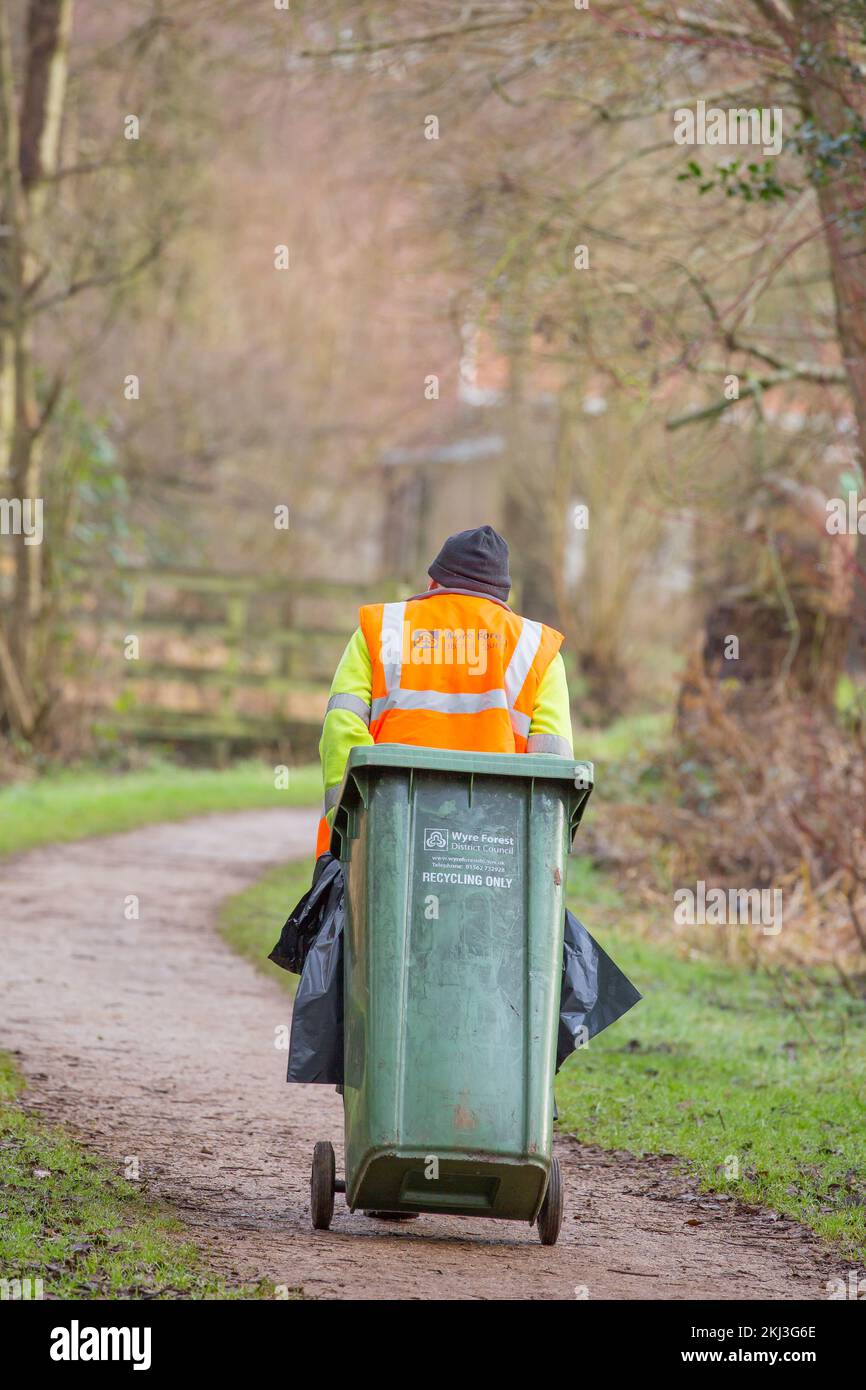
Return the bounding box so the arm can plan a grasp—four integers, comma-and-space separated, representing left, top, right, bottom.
0, 0, 219, 743
0, 0, 72, 736
294, 0, 866, 705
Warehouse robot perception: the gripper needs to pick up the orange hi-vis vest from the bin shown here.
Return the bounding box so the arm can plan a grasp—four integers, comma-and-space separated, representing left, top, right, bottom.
315, 588, 563, 857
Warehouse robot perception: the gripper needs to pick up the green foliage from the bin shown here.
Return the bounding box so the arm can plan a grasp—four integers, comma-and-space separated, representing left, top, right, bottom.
676, 158, 788, 202
44, 393, 133, 602
576, 710, 673, 808
577, 710, 671, 764
791, 115, 866, 188
34, 392, 136, 706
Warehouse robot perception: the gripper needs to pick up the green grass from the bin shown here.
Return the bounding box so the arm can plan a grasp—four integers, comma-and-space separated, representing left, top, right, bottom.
218, 855, 316, 993
0, 1055, 301, 1300
564, 854, 627, 925
572, 710, 673, 808
0, 759, 320, 858
556, 931, 866, 1260
573, 709, 672, 764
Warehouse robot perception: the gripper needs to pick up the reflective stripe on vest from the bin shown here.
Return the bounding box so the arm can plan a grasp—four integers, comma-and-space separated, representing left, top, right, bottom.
380, 601, 406, 694
370, 687, 509, 720
526, 732, 572, 757
504, 618, 542, 711
325, 691, 371, 725
372, 606, 543, 737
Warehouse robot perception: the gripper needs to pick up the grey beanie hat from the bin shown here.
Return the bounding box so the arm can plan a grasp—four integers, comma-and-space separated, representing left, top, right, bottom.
427, 525, 511, 602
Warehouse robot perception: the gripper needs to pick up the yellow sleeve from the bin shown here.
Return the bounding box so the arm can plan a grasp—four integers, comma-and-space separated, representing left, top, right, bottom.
319, 627, 374, 821
527, 652, 574, 757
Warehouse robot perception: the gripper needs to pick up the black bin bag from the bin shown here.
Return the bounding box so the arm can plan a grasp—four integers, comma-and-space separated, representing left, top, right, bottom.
268, 852, 343, 975
269, 853, 344, 1084
557, 909, 642, 1071
270, 854, 641, 1085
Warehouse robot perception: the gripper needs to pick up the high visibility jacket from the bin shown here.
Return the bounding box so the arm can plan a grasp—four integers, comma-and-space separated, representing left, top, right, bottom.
314, 587, 572, 858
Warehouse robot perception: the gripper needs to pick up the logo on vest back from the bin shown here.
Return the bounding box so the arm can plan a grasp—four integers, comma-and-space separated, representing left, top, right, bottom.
381, 623, 499, 677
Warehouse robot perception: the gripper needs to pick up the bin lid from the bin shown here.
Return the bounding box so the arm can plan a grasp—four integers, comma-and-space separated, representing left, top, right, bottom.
343, 744, 593, 786
331, 746, 593, 858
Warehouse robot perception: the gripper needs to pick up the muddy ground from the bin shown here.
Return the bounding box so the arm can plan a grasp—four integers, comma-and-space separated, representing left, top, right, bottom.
0, 809, 850, 1299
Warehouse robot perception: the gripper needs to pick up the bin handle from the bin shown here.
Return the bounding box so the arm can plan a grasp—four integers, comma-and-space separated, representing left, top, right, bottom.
330, 768, 369, 860
568, 777, 594, 852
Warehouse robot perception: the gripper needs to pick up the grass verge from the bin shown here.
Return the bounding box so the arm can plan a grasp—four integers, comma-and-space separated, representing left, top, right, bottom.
556, 929, 866, 1261
0, 759, 320, 859
0, 1055, 300, 1299
218, 856, 315, 993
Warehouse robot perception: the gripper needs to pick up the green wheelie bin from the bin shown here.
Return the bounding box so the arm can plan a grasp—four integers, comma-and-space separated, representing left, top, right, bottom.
309, 745, 593, 1244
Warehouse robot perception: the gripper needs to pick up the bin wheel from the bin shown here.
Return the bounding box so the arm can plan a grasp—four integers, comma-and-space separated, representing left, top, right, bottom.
310, 1141, 336, 1230
537, 1155, 564, 1246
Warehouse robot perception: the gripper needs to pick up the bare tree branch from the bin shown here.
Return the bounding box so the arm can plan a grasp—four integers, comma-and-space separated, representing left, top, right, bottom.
25, 241, 163, 317
296, 14, 534, 60
666, 361, 843, 432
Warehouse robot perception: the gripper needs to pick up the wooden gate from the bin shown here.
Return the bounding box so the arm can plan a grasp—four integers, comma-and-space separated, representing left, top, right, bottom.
71, 565, 400, 755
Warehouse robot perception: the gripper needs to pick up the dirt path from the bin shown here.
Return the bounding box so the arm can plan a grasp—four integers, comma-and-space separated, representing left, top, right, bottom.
0, 809, 850, 1300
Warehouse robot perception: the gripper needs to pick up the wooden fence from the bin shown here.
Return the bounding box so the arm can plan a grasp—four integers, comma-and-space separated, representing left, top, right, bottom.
70, 565, 399, 756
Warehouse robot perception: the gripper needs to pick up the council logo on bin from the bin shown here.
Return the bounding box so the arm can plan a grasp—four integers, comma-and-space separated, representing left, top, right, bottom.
424, 828, 449, 851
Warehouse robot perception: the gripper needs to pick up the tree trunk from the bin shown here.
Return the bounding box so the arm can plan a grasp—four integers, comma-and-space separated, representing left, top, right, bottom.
0, 0, 72, 736
791, 0, 866, 672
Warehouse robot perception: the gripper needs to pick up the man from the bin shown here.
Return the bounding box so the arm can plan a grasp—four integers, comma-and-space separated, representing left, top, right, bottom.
315, 525, 574, 860
275, 522, 640, 1193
